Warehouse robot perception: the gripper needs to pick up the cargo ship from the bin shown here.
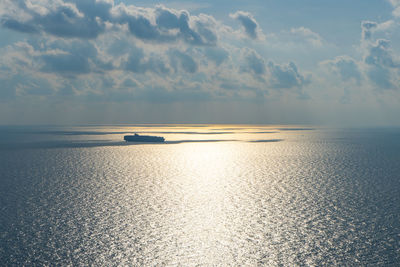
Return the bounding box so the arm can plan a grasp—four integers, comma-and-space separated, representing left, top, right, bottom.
124, 133, 165, 143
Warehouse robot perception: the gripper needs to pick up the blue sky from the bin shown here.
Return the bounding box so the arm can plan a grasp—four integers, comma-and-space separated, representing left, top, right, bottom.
0, 0, 399, 125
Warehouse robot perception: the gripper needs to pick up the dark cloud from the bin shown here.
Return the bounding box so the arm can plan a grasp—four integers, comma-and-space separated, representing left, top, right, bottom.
365, 39, 399, 68
361, 21, 378, 40
127, 16, 167, 41
72, 0, 112, 20
364, 39, 399, 89
230, 11, 260, 39
1, 1, 106, 39
194, 19, 218, 45
40, 10, 105, 39
268, 62, 309, 89
106, 37, 134, 56
240, 49, 309, 90
1, 1, 217, 45
41, 54, 91, 74
124, 47, 145, 73
156, 8, 184, 29
0, 1, 310, 103
203, 47, 229, 66
115, 5, 217, 45
39, 41, 98, 75
1, 19, 38, 33
122, 78, 137, 88
241, 49, 266, 75
155, 7, 217, 46
367, 67, 393, 89
124, 46, 170, 74
325, 56, 362, 83
169, 50, 198, 73
143, 57, 170, 74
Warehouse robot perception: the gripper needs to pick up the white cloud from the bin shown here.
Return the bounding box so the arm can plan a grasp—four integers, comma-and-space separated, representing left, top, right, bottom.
320, 56, 362, 83
322, 20, 400, 93
290, 27, 323, 47
388, 0, 400, 17
0, 0, 310, 102
229, 11, 264, 40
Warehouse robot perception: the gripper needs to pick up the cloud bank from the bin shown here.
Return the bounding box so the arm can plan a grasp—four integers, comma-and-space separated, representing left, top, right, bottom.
0, 0, 308, 103
0, 0, 399, 125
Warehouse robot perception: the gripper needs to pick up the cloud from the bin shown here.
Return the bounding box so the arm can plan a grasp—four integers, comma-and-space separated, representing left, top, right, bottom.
1, 18, 38, 33
39, 41, 98, 75
356, 20, 400, 90
388, 0, 400, 17
268, 61, 309, 89
230, 11, 262, 39
365, 39, 399, 68
123, 45, 170, 74
0, 0, 310, 105
322, 56, 362, 83
361, 21, 378, 41
361, 20, 395, 41
239, 48, 310, 91
0, 1, 218, 45
169, 49, 198, 73
241, 48, 266, 75
203, 47, 229, 66
125, 51, 170, 75
1, 1, 107, 39
112, 4, 217, 46
323, 20, 400, 91
290, 27, 323, 47
121, 78, 138, 88
364, 39, 400, 89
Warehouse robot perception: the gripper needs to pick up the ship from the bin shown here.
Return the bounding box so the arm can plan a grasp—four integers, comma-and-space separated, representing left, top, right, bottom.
124, 133, 165, 143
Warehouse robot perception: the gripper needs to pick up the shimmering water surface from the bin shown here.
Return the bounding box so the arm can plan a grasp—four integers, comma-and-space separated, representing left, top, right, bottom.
1, 125, 399, 265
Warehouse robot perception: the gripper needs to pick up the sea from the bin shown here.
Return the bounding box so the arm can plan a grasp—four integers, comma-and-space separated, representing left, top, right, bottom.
1, 125, 399, 266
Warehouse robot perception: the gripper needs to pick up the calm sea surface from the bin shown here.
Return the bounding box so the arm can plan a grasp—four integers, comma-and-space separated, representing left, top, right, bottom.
1, 125, 399, 266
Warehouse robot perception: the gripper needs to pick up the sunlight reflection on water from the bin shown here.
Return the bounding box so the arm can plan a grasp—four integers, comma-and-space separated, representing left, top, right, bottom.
1, 125, 399, 265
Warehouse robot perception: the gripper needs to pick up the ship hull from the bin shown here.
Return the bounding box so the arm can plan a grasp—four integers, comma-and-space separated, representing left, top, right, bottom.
124, 135, 165, 143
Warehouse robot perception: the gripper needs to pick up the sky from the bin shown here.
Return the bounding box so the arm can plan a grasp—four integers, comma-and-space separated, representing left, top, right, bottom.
0, 0, 400, 126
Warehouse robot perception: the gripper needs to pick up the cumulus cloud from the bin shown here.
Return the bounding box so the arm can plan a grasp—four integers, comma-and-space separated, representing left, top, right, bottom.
0, 0, 311, 105
323, 20, 400, 91
239, 48, 309, 90
123, 45, 170, 74
268, 61, 309, 89
1, 0, 107, 39
364, 39, 400, 89
203, 47, 229, 66
230, 11, 262, 39
290, 27, 323, 47
361, 21, 378, 41
388, 0, 400, 17
241, 48, 266, 75
322, 56, 362, 83
39, 41, 99, 75
0, 1, 218, 45
365, 39, 399, 68
361, 20, 395, 41
111, 4, 218, 46
169, 50, 198, 73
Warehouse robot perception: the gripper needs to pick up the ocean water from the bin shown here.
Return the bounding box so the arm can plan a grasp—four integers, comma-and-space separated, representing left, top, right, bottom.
0, 125, 399, 266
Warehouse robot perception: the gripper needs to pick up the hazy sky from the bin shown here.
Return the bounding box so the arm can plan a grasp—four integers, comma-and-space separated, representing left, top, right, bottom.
1, 0, 400, 125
